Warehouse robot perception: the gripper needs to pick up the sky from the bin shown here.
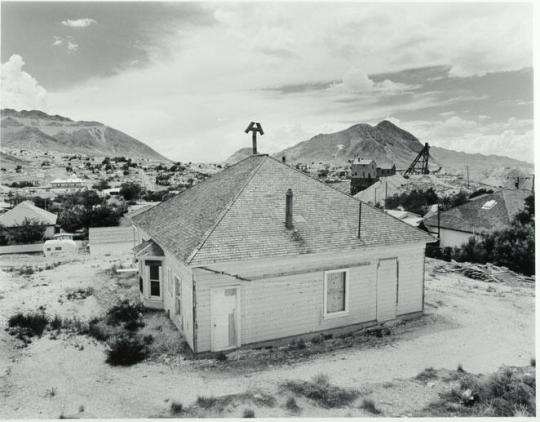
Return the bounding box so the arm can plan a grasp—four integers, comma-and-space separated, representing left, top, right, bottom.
0, 1, 534, 163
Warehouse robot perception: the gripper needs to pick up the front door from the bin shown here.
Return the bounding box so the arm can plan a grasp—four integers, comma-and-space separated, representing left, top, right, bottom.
376, 258, 398, 322
211, 287, 239, 351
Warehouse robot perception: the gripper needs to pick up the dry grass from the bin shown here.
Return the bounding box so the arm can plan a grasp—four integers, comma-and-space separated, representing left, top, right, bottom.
360, 398, 382, 415
280, 374, 359, 408
423, 366, 535, 417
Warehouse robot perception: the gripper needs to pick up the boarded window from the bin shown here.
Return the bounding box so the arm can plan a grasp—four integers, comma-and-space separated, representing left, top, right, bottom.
325, 271, 347, 314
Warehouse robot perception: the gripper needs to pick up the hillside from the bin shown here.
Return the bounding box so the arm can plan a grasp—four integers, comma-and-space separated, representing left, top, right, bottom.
224, 147, 253, 165
273, 120, 426, 168
0, 109, 168, 161
225, 121, 532, 185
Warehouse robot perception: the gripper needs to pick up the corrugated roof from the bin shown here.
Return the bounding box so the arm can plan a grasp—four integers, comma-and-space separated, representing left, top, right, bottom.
133, 155, 434, 265
423, 190, 530, 233
0, 201, 57, 227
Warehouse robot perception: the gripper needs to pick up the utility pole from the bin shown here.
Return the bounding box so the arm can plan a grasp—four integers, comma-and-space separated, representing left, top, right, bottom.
384, 181, 388, 210
437, 202, 441, 241
466, 166, 470, 189
374, 187, 377, 206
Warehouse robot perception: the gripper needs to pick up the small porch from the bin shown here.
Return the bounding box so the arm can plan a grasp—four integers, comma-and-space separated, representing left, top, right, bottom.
134, 239, 165, 309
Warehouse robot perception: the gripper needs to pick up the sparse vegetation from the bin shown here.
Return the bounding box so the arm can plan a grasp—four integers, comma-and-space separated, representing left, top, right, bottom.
105, 334, 148, 366
8, 312, 49, 338
281, 375, 359, 408
242, 408, 255, 418
360, 398, 382, 415
170, 401, 184, 415
424, 366, 535, 417
216, 351, 228, 361
416, 367, 438, 381
285, 397, 300, 412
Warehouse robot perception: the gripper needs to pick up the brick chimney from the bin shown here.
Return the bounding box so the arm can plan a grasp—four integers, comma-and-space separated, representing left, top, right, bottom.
285, 189, 293, 229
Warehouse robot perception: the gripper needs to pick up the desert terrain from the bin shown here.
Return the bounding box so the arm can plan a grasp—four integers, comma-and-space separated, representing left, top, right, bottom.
0, 253, 535, 418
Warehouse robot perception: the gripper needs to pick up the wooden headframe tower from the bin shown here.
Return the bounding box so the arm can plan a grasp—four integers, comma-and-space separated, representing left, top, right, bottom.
404, 142, 430, 177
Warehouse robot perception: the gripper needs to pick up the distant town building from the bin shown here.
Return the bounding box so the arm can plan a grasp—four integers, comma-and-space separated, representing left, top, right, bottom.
50, 176, 87, 191
350, 159, 396, 195
376, 163, 396, 178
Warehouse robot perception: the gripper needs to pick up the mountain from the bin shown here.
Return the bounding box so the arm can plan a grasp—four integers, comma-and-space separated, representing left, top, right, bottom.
0, 109, 168, 161
224, 120, 532, 182
273, 121, 426, 168
224, 147, 253, 165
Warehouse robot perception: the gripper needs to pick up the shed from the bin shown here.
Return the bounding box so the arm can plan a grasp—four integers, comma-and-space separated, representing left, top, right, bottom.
132, 154, 435, 353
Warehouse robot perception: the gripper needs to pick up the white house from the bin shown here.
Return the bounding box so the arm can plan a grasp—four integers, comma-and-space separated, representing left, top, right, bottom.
0, 200, 57, 239
132, 154, 435, 353
423, 189, 530, 248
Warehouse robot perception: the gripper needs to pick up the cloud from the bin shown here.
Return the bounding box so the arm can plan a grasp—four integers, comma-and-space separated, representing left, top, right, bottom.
52, 36, 79, 53
1, 55, 47, 110
61, 18, 97, 28
67, 41, 79, 52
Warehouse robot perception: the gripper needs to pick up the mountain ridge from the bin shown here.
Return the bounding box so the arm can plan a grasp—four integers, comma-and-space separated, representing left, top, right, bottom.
0, 109, 168, 161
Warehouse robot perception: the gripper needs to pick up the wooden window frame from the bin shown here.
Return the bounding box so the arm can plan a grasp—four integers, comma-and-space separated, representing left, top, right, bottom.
145, 259, 162, 299
323, 269, 350, 319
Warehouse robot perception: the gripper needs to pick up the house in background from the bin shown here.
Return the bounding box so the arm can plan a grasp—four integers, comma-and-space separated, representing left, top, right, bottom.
350, 158, 378, 194
132, 154, 435, 353
0, 200, 57, 239
423, 190, 531, 248
376, 162, 396, 178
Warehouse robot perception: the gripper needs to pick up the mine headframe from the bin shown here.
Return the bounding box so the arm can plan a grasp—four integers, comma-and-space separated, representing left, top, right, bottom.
404, 142, 430, 178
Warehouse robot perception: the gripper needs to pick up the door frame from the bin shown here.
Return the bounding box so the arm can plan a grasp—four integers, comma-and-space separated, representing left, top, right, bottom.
376, 257, 399, 322
210, 285, 241, 352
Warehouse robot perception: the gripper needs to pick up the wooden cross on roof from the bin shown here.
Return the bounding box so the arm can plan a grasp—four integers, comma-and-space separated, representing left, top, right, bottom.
245, 121, 264, 155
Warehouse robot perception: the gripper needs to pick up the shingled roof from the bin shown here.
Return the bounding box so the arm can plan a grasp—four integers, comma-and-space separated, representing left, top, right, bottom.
423, 190, 530, 234
0, 200, 57, 227
132, 155, 434, 265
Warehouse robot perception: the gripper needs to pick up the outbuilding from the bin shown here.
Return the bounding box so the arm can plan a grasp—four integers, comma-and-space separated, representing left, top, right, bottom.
132, 154, 434, 353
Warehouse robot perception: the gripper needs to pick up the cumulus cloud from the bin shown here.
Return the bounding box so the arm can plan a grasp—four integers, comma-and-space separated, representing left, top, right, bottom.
1, 54, 47, 110
61, 18, 97, 28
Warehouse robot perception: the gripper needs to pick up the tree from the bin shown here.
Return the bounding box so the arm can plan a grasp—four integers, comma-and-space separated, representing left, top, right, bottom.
119, 182, 142, 201
11, 218, 46, 244
92, 179, 111, 191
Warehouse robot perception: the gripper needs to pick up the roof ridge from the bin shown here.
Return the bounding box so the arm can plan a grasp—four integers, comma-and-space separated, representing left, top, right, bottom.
186, 155, 268, 264
133, 153, 263, 223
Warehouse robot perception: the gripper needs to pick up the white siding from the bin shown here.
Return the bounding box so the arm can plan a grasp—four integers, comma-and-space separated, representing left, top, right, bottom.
193, 243, 426, 352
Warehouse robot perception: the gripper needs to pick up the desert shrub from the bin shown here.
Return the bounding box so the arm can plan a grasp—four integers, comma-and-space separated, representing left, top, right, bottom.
385, 188, 438, 215
170, 401, 183, 415
10, 218, 46, 244
216, 351, 228, 361
106, 300, 143, 325
427, 366, 535, 417
281, 374, 359, 408
285, 397, 300, 412
311, 335, 322, 344
50, 315, 63, 330
196, 396, 218, 409
416, 367, 438, 381
360, 398, 381, 415
105, 334, 148, 366
143, 334, 154, 345
242, 408, 255, 418
469, 188, 494, 199
457, 364, 465, 373
88, 319, 110, 341
8, 312, 49, 337
296, 338, 306, 349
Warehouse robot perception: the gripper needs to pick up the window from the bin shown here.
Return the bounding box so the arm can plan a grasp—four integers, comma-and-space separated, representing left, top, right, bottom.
139, 277, 143, 293
146, 260, 161, 297
55, 247, 62, 251
324, 269, 349, 318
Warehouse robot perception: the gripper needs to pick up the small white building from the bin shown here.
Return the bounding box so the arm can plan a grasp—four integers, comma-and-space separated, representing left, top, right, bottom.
132, 154, 435, 353
0, 200, 57, 239
50, 176, 87, 191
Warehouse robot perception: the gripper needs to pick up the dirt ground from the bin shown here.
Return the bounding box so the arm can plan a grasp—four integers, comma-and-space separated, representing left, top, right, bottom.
0, 254, 535, 418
